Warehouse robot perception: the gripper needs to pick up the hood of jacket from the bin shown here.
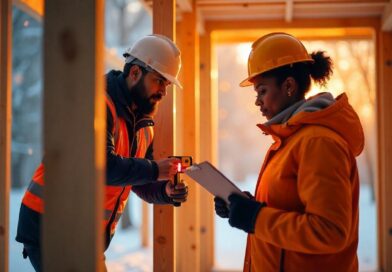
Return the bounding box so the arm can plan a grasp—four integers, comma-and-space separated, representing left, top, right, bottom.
258, 92, 364, 157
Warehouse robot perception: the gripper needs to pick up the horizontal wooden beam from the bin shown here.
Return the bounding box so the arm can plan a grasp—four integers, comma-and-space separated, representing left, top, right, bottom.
382, 1, 392, 31
206, 17, 380, 32
211, 27, 375, 43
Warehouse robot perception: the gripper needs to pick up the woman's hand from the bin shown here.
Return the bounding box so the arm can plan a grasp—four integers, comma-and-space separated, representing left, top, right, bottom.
228, 193, 266, 233
214, 197, 229, 218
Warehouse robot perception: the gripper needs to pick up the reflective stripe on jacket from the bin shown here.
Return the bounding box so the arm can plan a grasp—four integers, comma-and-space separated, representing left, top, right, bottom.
21, 93, 154, 238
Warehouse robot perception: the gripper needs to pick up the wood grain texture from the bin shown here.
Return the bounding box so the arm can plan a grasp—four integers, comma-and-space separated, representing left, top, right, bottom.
42, 0, 105, 271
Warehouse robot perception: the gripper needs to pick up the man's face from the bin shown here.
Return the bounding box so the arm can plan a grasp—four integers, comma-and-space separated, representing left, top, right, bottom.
252, 75, 292, 120
131, 70, 171, 115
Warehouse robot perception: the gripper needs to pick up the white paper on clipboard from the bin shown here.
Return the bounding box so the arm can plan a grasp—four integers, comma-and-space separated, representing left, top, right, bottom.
184, 161, 248, 204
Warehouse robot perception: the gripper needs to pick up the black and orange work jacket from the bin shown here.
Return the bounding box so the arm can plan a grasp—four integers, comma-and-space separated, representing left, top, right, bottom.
17, 70, 171, 250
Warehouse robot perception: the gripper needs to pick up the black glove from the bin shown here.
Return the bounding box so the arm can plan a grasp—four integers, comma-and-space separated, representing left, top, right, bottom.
243, 191, 255, 200
165, 181, 188, 205
228, 193, 266, 233
214, 197, 229, 218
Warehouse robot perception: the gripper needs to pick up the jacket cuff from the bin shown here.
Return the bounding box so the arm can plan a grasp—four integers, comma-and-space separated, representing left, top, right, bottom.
161, 181, 174, 204
150, 160, 159, 180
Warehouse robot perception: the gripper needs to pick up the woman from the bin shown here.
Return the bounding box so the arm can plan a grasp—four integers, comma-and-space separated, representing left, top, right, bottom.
214, 32, 364, 272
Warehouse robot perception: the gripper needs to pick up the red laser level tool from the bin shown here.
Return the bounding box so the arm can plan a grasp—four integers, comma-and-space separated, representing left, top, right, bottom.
169, 156, 192, 207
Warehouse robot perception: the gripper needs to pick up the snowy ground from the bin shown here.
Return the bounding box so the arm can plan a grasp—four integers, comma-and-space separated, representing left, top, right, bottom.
9, 180, 377, 272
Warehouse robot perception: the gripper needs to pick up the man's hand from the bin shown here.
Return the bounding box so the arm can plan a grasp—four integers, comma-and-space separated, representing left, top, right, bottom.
228, 193, 266, 234
155, 158, 180, 181
214, 197, 229, 218
165, 181, 188, 204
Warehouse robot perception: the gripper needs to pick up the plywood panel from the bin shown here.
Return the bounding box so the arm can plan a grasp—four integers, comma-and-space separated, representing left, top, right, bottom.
42, 0, 105, 271
152, 0, 176, 271
0, 1, 12, 271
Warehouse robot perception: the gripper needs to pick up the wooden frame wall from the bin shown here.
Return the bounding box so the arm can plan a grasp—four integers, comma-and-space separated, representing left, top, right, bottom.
42, 0, 105, 271
176, 1, 201, 270
0, 1, 12, 271
152, 0, 176, 271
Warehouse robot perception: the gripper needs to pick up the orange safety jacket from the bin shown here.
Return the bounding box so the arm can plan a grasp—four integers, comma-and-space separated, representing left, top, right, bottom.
21, 94, 154, 239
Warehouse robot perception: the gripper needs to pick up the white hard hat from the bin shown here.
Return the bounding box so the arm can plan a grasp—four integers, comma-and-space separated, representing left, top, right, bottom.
123, 34, 183, 89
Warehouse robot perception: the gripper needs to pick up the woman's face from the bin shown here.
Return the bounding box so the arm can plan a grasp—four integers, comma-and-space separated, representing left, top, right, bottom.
252, 75, 295, 120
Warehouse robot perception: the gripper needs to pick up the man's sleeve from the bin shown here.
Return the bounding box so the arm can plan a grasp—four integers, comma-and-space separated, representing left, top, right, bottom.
132, 181, 173, 204
106, 106, 159, 186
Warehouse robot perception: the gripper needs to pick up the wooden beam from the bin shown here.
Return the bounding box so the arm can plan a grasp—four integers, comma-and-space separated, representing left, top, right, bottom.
382, 0, 392, 31
141, 202, 150, 247
42, 0, 105, 271
177, 0, 192, 12
377, 29, 392, 272
152, 1, 176, 271
285, 0, 294, 22
199, 32, 216, 272
176, 0, 201, 270
211, 27, 374, 44
206, 17, 380, 32
0, 1, 12, 271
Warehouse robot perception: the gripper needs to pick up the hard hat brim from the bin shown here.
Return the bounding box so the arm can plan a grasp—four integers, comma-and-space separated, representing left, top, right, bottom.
239, 58, 314, 88
160, 71, 183, 90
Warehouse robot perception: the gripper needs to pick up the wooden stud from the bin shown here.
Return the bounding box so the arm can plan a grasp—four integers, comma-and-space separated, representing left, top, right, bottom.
141, 201, 149, 247
42, 0, 105, 271
152, 0, 176, 271
0, 0, 12, 271
176, 1, 201, 271
199, 32, 216, 272
377, 29, 392, 272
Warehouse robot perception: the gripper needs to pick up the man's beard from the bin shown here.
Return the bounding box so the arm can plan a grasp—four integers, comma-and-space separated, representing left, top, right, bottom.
130, 78, 162, 116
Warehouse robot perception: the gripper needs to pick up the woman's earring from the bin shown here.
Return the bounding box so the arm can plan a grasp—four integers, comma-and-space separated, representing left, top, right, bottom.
288, 91, 292, 97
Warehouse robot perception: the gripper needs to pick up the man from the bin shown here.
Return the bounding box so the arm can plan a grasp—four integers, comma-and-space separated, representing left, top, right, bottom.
16, 34, 188, 271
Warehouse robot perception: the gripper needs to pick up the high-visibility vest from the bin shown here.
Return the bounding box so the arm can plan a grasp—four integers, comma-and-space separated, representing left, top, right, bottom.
22, 94, 154, 238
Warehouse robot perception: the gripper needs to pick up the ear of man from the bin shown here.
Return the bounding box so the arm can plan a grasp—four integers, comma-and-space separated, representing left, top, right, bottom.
129, 64, 143, 84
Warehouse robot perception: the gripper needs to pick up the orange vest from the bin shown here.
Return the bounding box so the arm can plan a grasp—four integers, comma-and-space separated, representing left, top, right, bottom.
22, 94, 154, 237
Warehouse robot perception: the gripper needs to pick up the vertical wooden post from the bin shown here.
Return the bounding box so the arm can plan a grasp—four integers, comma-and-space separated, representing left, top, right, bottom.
377, 29, 392, 272
199, 32, 216, 272
141, 202, 149, 247
176, 1, 201, 271
153, 0, 176, 271
42, 0, 105, 271
0, 1, 12, 271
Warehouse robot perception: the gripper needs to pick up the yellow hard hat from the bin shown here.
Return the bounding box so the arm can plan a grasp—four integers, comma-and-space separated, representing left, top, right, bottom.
124, 35, 183, 89
239, 32, 314, 87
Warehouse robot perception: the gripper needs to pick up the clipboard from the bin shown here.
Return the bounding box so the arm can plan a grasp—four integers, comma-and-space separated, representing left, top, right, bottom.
184, 161, 248, 203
